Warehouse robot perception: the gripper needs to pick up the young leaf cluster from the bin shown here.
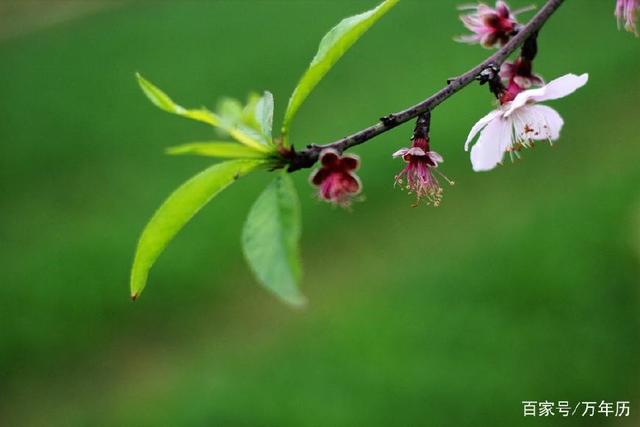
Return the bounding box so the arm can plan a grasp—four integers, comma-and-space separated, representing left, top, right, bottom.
131, 0, 399, 305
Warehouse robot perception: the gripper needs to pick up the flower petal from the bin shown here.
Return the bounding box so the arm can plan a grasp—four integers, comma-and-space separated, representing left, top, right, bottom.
496, 1, 511, 18
465, 109, 501, 151
319, 149, 340, 167
310, 167, 330, 186
339, 154, 360, 171
428, 151, 444, 165
534, 105, 564, 140
505, 73, 589, 116
343, 172, 362, 195
470, 114, 512, 172
532, 73, 589, 103
511, 105, 564, 143
392, 148, 410, 158
499, 62, 516, 79
406, 147, 427, 157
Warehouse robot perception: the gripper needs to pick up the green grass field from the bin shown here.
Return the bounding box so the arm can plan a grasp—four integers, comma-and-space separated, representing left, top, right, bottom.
0, 1, 639, 426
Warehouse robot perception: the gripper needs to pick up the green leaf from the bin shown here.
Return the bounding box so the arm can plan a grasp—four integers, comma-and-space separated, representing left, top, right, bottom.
214, 93, 274, 145
242, 174, 305, 306
136, 72, 221, 127
249, 91, 274, 140
136, 73, 270, 152
130, 159, 264, 300
281, 0, 398, 136
239, 93, 261, 130
237, 91, 274, 142
216, 97, 244, 123
166, 142, 270, 159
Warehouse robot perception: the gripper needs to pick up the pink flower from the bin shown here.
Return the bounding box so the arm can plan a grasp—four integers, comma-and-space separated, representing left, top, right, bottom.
500, 57, 544, 90
393, 137, 452, 207
498, 57, 544, 104
456, 1, 535, 48
616, 0, 639, 35
310, 149, 361, 206
465, 73, 589, 172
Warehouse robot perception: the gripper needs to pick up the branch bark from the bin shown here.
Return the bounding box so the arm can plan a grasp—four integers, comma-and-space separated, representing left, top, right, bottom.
287, 0, 565, 172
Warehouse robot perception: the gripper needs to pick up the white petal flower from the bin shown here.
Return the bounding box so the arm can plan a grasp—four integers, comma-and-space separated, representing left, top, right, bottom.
465, 73, 588, 172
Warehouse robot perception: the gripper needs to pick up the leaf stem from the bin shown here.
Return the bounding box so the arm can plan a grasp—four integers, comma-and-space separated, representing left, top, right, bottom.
286, 0, 565, 172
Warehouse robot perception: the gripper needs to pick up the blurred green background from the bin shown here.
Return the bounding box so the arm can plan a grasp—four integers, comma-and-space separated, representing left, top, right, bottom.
1, 1, 639, 426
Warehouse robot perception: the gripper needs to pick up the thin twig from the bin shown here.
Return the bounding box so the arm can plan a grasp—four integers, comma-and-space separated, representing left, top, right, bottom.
287, 0, 565, 172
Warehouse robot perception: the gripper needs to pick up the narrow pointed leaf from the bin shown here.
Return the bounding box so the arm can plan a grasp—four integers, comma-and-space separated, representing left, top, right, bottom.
136, 72, 221, 127
136, 73, 269, 152
281, 0, 398, 135
242, 174, 305, 306
166, 142, 270, 159
130, 159, 264, 300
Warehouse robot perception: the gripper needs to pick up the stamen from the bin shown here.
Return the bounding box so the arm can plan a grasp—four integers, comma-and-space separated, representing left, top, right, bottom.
513, 5, 537, 15
435, 169, 455, 186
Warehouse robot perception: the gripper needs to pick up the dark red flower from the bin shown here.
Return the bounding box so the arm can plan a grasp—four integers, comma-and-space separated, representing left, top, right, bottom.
310, 149, 361, 207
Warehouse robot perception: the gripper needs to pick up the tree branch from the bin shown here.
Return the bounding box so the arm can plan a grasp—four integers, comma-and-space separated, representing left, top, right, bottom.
287, 0, 565, 172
